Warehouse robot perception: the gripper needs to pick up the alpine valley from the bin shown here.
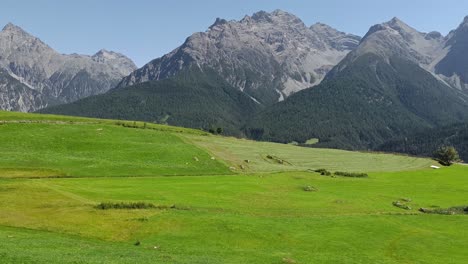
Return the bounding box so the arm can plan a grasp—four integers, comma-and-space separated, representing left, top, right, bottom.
6, 10, 468, 158
2, 7, 468, 264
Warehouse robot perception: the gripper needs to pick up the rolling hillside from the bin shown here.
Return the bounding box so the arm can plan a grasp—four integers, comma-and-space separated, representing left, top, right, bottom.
1, 111, 467, 263
0, 110, 433, 177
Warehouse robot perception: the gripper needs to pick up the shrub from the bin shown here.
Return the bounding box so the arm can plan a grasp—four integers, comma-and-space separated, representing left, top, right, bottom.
95, 202, 157, 210
334, 171, 368, 178
419, 206, 468, 215
265, 155, 289, 165
314, 169, 331, 176
433, 146, 460, 166
392, 201, 412, 210
303, 186, 318, 192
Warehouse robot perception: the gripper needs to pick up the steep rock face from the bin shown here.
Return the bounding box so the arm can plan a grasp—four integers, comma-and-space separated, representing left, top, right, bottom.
117, 10, 360, 105
0, 69, 45, 111
0, 23, 137, 111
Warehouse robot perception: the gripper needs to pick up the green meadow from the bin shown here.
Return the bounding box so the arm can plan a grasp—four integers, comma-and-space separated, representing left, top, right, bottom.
0, 111, 467, 263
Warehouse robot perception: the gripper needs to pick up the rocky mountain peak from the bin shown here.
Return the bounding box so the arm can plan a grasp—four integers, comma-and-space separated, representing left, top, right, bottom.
359, 17, 444, 58
462, 15, 468, 26
270, 9, 303, 23
362, 17, 414, 41
93, 49, 125, 61
338, 16, 447, 75
241, 9, 305, 27
387, 17, 405, 27
2, 22, 25, 33
0, 22, 41, 42
310, 22, 337, 32
384, 17, 420, 38
209, 18, 228, 29
91, 49, 137, 75
452, 15, 468, 31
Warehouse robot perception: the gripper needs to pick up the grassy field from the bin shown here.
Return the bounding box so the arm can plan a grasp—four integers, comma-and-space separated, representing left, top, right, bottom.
0, 124, 227, 178
0, 111, 467, 263
185, 135, 434, 173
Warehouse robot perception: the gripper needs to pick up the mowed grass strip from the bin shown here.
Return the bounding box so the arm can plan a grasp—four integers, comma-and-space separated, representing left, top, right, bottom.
0, 123, 229, 177
184, 134, 435, 173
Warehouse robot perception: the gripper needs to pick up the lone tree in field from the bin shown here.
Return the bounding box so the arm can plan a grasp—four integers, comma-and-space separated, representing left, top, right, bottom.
433, 146, 460, 166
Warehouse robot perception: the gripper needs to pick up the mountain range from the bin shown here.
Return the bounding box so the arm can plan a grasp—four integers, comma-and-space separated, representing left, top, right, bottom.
4, 10, 468, 158
40, 10, 363, 135
116, 10, 361, 105
0, 23, 136, 112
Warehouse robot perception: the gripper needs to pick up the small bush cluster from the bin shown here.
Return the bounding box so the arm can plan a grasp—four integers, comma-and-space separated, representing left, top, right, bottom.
115, 121, 149, 129
208, 127, 224, 135
392, 200, 412, 210
334, 171, 368, 178
266, 155, 290, 165
302, 185, 318, 192
419, 206, 468, 215
314, 169, 331, 176
95, 202, 159, 210
134, 217, 149, 222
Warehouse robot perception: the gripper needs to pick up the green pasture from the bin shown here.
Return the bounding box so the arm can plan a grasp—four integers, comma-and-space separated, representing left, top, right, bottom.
0, 111, 466, 263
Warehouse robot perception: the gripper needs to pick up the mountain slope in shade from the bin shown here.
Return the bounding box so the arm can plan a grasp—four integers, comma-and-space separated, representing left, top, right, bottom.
0, 23, 137, 112
378, 123, 468, 162
117, 10, 360, 105
245, 18, 468, 149
39, 67, 261, 136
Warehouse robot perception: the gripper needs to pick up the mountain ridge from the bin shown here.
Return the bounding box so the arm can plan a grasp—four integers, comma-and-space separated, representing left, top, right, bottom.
0, 22, 137, 111
116, 10, 361, 105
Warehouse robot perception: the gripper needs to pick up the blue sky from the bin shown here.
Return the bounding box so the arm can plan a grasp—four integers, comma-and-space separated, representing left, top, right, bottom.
1, 0, 467, 66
